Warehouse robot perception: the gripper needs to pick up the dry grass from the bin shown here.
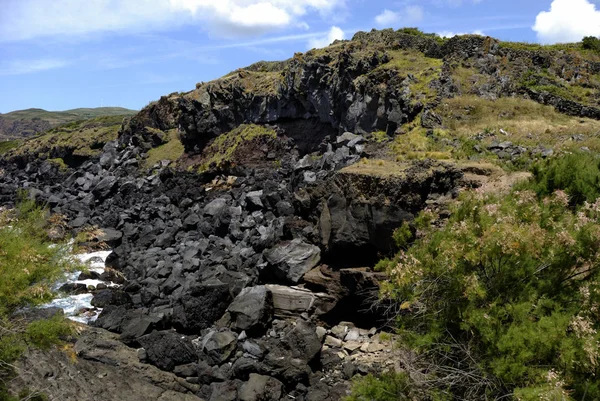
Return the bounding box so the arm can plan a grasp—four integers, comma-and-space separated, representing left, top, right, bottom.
341, 158, 410, 177
436, 96, 600, 151
379, 50, 442, 74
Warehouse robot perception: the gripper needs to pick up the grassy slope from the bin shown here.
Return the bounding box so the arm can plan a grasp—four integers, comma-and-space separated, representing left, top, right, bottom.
0, 107, 137, 141
0, 107, 137, 123
5, 115, 127, 160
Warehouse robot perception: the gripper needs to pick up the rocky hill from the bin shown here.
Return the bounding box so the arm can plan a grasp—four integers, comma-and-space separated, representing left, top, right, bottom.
0, 106, 137, 140
1, 29, 600, 401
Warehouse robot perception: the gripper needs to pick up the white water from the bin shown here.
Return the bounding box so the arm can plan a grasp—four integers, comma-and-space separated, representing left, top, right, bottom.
42, 249, 115, 324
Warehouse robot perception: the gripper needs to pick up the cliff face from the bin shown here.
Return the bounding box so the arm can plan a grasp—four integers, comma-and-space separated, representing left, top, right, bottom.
2, 30, 600, 401
125, 31, 600, 158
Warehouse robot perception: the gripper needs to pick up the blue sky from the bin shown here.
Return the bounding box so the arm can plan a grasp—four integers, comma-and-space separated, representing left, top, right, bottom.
0, 0, 599, 113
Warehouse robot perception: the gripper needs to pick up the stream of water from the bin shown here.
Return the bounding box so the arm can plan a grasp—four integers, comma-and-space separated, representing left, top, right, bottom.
42, 250, 115, 324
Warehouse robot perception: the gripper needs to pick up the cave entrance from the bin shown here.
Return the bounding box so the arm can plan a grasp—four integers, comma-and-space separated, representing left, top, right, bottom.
276, 118, 337, 156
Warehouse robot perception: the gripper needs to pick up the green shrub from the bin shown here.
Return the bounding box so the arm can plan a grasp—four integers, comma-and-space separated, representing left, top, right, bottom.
25, 315, 73, 350
345, 373, 413, 401
392, 222, 413, 249
582, 36, 600, 52
519, 152, 600, 206
379, 189, 600, 399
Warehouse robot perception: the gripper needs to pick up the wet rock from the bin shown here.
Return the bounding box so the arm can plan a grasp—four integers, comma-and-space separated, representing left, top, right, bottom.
91, 289, 132, 308
59, 283, 89, 295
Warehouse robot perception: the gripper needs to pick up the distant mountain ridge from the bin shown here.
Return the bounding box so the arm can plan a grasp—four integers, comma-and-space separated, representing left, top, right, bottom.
0, 107, 137, 140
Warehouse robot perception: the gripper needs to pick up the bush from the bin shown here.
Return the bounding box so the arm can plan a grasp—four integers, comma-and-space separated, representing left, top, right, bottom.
25, 315, 73, 350
582, 36, 600, 52
378, 189, 600, 399
520, 152, 600, 206
345, 373, 414, 401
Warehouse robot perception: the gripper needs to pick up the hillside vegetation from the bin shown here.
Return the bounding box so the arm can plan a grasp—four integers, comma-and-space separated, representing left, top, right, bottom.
3, 115, 128, 167
0, 200, 78, 401
0, 107, 136, 140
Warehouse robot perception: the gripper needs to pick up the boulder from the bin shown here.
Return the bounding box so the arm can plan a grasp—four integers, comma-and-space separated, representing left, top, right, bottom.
239, 374, 283, 401
209, 380, 239, 401
265, 285, 337, 317
173, 280, 232, 332
227, 286, 273, 336
263, 239, 321, 284
91, 289, 131, 308
200, 330, 238, 365
92, 176, 118, 199
137, 330, 197, 371
421, 109, 443, 129
336, 132, 361, 145
284, 320, 321, 362
204, 198, 228, 216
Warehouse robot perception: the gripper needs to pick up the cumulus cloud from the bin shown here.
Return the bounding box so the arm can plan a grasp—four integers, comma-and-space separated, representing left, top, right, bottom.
0, 0, 346, 41
533, 0, 600, 44
374, 5, 424, 27
434, 0, 483, 6
0, 58, 70, 76
375, 10, 400, 26
307, 26, 345, 49
438, 29, 484, 38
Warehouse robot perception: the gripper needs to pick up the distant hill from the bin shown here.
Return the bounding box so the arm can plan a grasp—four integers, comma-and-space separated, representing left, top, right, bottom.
0, 107, 137, 140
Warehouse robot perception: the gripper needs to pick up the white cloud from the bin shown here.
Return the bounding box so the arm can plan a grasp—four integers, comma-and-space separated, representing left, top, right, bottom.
0, 0, 346, 41
438, 30, 484, 38
374, 5, 424, 27
533, 0, 600, 44
0, 58, 70, 75
404, 5, 425, 23
307, 26, 345, 49
375, 10, 400, 26
434, 0, 483, 6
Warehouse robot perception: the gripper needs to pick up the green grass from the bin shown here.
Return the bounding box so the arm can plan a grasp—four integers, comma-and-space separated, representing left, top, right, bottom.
143, 129, 185, 169
0, 107, 136, 125
0, 199, 78, 400
375, 50, 442, 101
0, 140, 19, 155
198, 124, 277, 171
8, 115, 126, 160
499, 40, 600, 62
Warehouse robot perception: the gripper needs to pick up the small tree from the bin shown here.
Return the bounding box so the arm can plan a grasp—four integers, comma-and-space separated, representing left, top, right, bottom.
582, 36, 600, 52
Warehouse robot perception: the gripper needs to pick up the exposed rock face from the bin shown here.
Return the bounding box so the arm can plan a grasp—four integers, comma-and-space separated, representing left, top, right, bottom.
0, 114, 461, 400
11, 327, 201, 401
